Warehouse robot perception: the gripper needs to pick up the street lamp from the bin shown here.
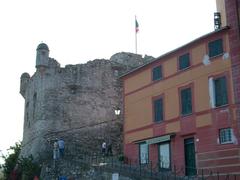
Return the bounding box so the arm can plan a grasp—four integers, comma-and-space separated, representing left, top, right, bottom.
114, 107, 121, 116
113, 107, 123, 153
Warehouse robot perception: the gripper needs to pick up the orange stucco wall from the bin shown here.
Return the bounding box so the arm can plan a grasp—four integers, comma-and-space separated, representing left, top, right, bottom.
124, 33, 234, 141
123, 4, 240, 174
164, 57, 177, 77
124, 69, 151, 94
192, 44, 206, 65
124, 95, 152, 131
196, 113, 212, 127
165, 88, 179, 120
125, 128, 153, 144
166, 121, 180, 133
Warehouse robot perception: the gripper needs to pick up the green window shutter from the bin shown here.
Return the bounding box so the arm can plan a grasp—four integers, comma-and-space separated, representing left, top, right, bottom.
179, 53, 190, 70
152, 66, 162, 81
181, 88, 192, 115
154, 98, 163, 122
214, 76, 228, 106
208, 39, 223, 57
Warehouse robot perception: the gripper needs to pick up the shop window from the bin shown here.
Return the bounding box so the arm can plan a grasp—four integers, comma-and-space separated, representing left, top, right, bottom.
159, 143, 170, 169
139, 143, 149, 164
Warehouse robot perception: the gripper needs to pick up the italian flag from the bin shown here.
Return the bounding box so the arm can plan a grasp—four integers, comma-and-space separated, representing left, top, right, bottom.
135, 18, 139, 33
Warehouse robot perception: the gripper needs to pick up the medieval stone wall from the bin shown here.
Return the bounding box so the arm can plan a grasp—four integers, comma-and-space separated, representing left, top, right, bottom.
20, 45, 154, 161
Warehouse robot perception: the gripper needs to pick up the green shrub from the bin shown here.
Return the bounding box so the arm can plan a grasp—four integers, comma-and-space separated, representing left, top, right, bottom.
18, 155, 41, 180
1, 142, 41, 180
1, 142, 21, 180
118, 154, 125, 161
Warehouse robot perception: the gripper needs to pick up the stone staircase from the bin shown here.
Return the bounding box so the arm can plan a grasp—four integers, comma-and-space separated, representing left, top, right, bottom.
40, 150, 192, 180
37, 143, 240, 180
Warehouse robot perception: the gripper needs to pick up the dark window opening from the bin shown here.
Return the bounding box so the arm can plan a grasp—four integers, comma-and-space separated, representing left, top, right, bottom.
181, 88, 192, 115
208, 39, 223, 58
154, 98, 163, 122
214, 76, 228, 107
179, 53, 190, 70
152, 66, 162, 81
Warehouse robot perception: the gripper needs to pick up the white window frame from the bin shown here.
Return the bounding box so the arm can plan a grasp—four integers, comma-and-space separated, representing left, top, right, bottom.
219, 128, 233, 144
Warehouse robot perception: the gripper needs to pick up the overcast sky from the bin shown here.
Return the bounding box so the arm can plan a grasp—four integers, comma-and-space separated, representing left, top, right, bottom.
0, 0, 216, 159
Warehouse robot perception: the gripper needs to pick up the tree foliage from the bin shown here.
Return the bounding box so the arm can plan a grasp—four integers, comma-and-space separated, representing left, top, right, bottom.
1, 142, 41, 180
18, 155, 41, 180
1, 142, 21, 179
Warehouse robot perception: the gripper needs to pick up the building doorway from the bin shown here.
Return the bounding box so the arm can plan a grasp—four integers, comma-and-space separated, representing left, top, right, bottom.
184, 138, 196, 176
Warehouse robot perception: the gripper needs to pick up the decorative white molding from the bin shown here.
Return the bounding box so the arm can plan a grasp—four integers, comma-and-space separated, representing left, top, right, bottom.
203, 54, 211, 65
232, 130, 238, 145
208, 77, 216, 108
222, 52, 229, 60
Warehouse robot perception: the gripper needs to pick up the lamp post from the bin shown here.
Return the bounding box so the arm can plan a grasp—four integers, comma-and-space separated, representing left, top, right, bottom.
107, 107, 121, 140
101, 107, 122, 155
113, 107, 122, 154
114, 107, 121, 116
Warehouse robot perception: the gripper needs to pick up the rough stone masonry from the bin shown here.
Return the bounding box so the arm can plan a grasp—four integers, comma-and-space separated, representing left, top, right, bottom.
20, 43, 154, 161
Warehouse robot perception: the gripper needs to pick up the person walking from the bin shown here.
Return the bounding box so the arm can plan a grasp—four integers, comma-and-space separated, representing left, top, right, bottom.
101, 141, 106, 156
107, 142, 113, 156
58, 139, 65, 158
53, 140, 59, 160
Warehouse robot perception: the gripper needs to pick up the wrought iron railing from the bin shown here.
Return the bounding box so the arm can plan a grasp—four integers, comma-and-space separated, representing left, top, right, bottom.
40, 147, 240, 180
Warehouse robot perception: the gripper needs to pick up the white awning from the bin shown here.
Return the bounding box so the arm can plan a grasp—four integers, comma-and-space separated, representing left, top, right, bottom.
146, 135, 171, 145
134, 133, 175, 145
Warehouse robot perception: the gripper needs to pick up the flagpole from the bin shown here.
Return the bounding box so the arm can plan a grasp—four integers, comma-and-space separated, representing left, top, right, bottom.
135, 16, 138, 54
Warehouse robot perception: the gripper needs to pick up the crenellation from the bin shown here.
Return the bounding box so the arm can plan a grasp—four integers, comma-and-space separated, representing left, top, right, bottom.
48, 57, 60, 69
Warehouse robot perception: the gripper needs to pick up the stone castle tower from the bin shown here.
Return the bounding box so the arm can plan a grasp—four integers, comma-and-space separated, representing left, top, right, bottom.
20, 43, 154, 160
